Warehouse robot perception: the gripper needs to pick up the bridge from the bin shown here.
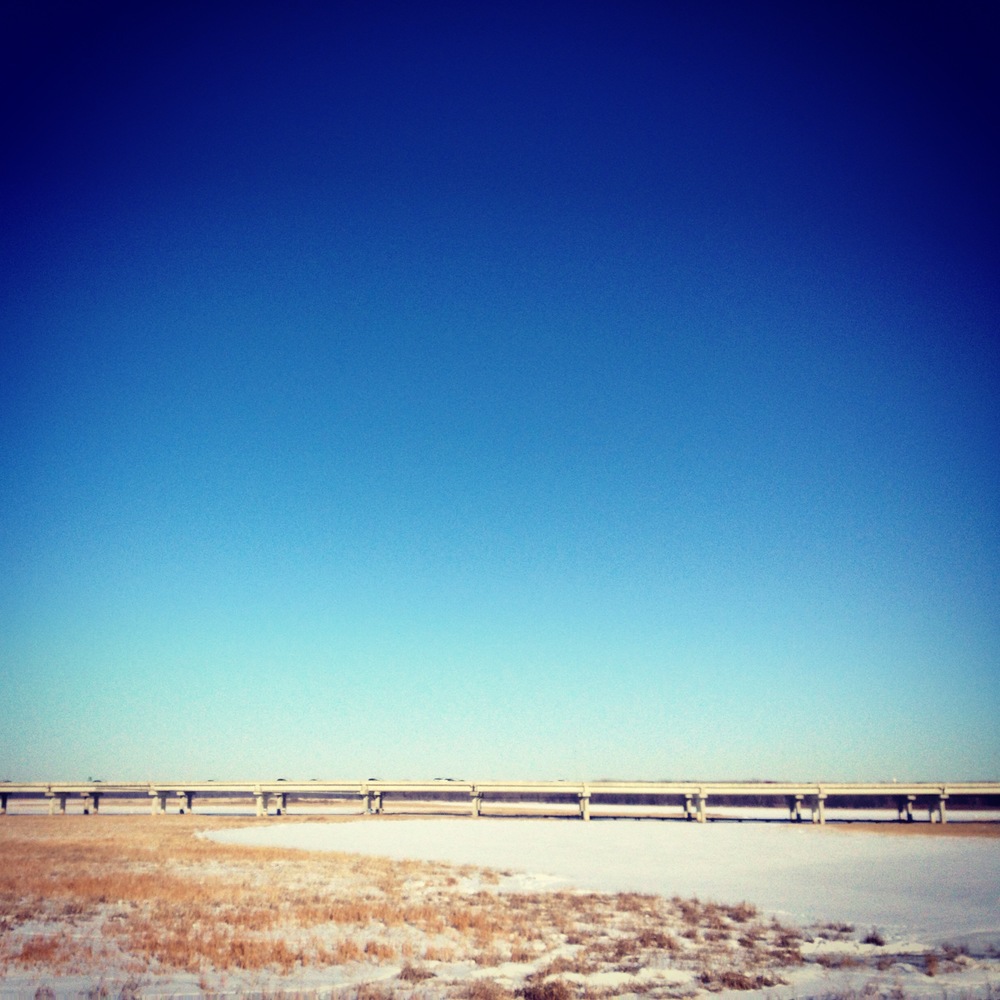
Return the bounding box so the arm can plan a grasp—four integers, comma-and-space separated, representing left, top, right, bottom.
1, 780, 998, 823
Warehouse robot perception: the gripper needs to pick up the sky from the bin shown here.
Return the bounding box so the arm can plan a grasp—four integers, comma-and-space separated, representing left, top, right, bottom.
1, 1, 997, 783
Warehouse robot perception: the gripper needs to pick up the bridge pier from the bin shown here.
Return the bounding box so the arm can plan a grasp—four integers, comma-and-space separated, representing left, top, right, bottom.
151, 792, 168, 815
48, 793, 67, 815
929, 794, 948, 823
255, 792, 267, 817
694, 793, 707, 823
897, 795, 916, 822
82, 793, 100, 815
365, 791, 383, 814
808, 794, 827, 824
579, 792, 591, 821
178, 791, 194, 814
0, 793, 7, 815
934, 794, 948, 824
470, 794, 482, 818
274, 792, 287, 816
788, 795, 804, 822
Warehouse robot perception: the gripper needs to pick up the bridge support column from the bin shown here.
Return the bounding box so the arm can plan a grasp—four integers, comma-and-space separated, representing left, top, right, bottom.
897, 795, 915, 822
809, 795, 827, 825
579, 794, 591, 821
471, 794, 482, 818
788, 795, 804, 822
695, 793, 707, 823
151, 792, 167, 816
370, 792, 383, 814
0, 793, 7, 815
82, 793, 100, 815
682, 795, 695, 821
274, 792, 287, 816
48, 794, 67, 815
178, 791, 194, 814
932, 794, 948, 824
255, 792, 267, 818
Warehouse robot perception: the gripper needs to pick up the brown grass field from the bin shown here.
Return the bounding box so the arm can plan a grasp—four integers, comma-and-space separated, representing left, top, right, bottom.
830, 821, 1000, 838
0, 815, 993, 997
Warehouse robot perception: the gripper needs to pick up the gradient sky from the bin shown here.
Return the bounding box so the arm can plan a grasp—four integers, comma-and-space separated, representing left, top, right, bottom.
2, 1, 997, 782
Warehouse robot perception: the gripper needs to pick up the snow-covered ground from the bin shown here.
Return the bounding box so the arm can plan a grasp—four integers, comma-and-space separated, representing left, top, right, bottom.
210, 818, 1000, 950
1, 815, 997, 997
209, 816, 1000, 997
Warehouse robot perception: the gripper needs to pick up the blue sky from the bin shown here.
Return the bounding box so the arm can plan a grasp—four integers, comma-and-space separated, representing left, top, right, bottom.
2, 1, 997, 782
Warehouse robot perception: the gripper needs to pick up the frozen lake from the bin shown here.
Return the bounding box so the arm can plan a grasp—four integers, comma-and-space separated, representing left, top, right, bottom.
211, 817, 1000, 952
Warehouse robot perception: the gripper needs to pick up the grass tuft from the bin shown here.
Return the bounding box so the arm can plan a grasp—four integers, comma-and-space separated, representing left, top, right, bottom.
520, 981, 572, 1000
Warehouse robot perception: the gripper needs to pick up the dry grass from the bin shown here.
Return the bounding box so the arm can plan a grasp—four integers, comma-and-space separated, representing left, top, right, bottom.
815, 921, 856, 939
830, 821, 1000, 838
0, 816, 458, 979
521, 982, 572, 1000
814, 953, 864, 969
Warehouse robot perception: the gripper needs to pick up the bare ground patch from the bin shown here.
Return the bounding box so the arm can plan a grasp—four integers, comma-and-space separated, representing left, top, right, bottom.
826, 822, 1000, 839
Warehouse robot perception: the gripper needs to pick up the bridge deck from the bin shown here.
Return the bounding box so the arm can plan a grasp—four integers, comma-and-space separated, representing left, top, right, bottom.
1, 780, 997, 823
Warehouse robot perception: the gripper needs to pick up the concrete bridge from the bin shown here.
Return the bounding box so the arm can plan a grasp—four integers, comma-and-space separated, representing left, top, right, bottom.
1, 780, 998, 823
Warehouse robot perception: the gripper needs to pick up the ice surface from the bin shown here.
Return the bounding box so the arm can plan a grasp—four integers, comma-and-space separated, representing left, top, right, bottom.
211, 817, 1000, 948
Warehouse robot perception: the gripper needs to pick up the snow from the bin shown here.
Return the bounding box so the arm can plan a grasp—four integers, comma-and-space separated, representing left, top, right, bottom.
210, 817, 1000, 950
